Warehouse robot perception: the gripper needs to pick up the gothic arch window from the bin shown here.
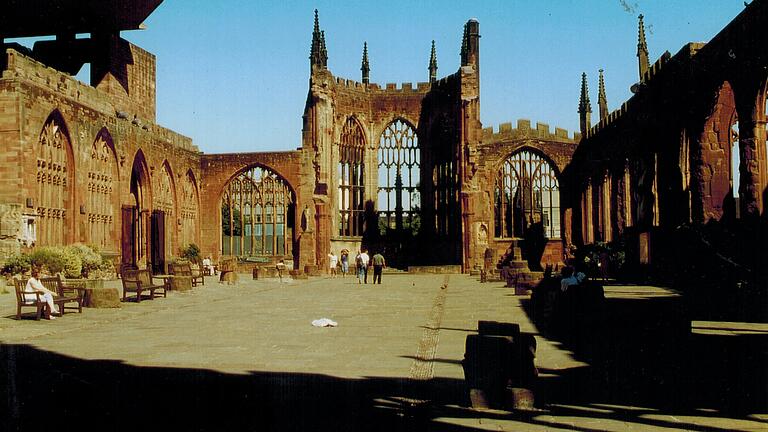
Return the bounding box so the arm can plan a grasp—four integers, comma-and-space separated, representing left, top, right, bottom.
494, 149, 560, 239
731, 118, 740, 200
377, 119, 420, 232
87, 130, 117, 249
36, 112, 73, 246
179, 170, 199, 247
338, 117, 365, 236
221, 166, 293, 257
431, 117, 458, 238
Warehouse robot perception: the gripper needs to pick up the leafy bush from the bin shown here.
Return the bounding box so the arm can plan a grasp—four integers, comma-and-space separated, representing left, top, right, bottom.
179, 243, 201, 263
577, 240, 626, 279
29, 246, 82, 278
1, 253, 32, 276
67, 243, 102, 277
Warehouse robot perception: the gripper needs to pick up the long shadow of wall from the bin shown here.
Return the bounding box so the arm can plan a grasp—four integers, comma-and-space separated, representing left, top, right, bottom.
521, 283, 767, 423
0, 344, 475, 432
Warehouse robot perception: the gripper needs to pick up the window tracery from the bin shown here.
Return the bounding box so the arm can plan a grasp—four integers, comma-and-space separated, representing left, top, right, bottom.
179, 171, 199, 247
87, 133, 116, 249
377, 119, 420, 232
338, 117, 365, 236
36, 116, 71, 246
494, 150, 560, 239
222, 166, 292, 256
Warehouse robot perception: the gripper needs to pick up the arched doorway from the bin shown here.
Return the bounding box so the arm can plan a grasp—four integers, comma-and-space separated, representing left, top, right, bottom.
150, 161, 177, 273
122, 151, 151, 268
220, 165, 295, 260
494, 149, 561, 239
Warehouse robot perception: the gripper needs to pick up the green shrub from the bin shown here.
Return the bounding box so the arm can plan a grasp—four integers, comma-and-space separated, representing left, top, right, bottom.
29, 246, 82, 278
30, 247, 64, 274
1, 253, 32, 276
179, 243, 201, 263
67, 244, 102, 277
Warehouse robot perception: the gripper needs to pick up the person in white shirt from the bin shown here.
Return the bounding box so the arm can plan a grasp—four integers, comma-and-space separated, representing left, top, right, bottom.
25, 268, 60, 320
328, 252, 338, 277
202, 256, 215, 275
359, 249, 370, 284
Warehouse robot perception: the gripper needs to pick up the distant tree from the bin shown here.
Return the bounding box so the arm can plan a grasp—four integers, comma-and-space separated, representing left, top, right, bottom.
221, 203, 242, 236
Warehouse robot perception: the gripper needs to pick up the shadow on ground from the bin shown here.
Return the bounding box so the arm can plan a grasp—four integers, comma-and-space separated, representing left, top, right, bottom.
0, 342, 482, 432
3, 286, 766, 431
521, 287, 768, 428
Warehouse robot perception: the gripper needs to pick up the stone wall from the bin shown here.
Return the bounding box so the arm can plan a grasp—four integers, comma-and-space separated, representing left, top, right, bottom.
0, 48, 200, 265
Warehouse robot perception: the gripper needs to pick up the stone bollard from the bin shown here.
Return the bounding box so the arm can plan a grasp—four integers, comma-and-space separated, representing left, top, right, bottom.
464, 322, 538, 411
462, 334, 515, 409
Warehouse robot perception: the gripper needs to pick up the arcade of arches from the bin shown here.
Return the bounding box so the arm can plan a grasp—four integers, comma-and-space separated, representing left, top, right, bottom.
0, 1, 766, 290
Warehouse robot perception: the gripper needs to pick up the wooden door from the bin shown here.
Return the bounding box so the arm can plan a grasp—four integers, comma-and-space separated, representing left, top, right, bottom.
151, 210, 165, 274
121, 206, 136, 266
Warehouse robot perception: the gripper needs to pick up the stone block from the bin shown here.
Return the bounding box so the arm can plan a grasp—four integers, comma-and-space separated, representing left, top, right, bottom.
85, 287, 121, 308
168, 276, 192, 292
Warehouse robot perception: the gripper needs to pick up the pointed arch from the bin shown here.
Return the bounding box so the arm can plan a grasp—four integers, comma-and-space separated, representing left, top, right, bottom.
130, 149, 152, 209
494, 148, 560, 239
123, 149, 152, 267
179, 169, 200, 248
35, 109, 75, 246
221, 164, 295, 257
87, 127, 119, 250
338, 116, 366, 236
155, 160, 178, 219
377, 118, 420, 232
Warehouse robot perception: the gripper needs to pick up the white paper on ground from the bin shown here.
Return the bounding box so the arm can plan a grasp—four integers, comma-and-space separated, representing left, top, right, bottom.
311, 318, 338, 327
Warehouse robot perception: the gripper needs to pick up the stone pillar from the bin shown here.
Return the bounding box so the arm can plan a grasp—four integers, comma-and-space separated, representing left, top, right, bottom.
315, 202, 331, 272
0, 204, 22, 261
736, 116, 765, 219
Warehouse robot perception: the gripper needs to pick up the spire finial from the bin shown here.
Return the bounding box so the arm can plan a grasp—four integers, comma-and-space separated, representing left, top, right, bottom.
460, 24, 469, 66
428, 40, 438, 83
579, 72, 592, 135
637, 14, 649, 80
310, 9, 327, 70
361, 42, 370, 84
598, 69, 608, 120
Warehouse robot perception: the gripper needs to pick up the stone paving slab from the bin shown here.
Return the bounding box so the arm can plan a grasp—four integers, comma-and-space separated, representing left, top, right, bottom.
1, 275, 766, 431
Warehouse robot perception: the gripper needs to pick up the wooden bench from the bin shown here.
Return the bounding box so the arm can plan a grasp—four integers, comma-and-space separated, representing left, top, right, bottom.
39, 275, 84, 315
121, 269, 167, 302
13, 277, 82, 319
168, 262, 204, 287
14, 279, 45, 320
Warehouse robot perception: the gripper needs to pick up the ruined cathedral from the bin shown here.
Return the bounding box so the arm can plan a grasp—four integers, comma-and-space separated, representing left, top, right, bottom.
0, 1, 766, 290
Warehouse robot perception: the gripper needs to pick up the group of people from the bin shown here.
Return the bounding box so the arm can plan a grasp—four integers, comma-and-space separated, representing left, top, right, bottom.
328, 249, 386, 284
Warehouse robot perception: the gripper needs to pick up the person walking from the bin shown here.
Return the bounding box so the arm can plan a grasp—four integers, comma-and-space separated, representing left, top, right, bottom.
340, 250, 349, 277
355, 251, 365, 284
371, 251, 386, 284
328, 251, 338, 278
359, 249, 370, 284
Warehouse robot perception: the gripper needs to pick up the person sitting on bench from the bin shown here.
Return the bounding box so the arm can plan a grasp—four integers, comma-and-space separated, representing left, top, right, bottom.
202, 255, 216, 275
25, 267, 60, 320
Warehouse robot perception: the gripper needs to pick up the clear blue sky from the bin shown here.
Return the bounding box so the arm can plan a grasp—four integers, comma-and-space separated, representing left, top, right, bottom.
11, 1, 748, 154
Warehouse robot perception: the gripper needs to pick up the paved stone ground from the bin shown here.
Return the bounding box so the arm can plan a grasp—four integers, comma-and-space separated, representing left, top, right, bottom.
0, 274, 766, 431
